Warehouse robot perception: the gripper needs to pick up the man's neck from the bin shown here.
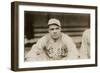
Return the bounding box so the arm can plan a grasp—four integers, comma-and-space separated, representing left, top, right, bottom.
53, 38, 58, 42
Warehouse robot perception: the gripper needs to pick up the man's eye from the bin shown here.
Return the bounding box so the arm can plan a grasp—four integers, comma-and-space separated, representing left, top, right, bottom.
56, 28, 59, 30
50, 28, 54, 30
50, 28, 59, 30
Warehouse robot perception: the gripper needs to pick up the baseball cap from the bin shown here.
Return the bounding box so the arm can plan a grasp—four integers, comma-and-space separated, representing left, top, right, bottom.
48, 18, 61, 26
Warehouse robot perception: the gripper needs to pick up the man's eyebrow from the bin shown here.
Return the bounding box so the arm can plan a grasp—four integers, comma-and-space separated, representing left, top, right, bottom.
50, 28, 54, 29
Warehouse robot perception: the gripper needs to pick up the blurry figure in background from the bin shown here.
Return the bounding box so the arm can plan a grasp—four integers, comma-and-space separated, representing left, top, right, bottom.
80, 29, 90, 59
25, 18, 79, 61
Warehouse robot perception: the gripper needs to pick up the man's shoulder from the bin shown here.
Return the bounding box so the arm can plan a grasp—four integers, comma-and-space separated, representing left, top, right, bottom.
37, 34, 49, 41
62, 33, 72, 39
61, 33, 74, 43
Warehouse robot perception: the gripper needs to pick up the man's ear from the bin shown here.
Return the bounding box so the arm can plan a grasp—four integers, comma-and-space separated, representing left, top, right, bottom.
60, 27, 62, 31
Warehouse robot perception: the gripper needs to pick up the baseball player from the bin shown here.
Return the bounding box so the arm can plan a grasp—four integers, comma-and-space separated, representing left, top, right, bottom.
25, 18, 79, 61
80, 29, 90, 59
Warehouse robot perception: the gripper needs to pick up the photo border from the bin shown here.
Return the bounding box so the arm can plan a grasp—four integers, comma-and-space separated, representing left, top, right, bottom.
11, 1, 97, 71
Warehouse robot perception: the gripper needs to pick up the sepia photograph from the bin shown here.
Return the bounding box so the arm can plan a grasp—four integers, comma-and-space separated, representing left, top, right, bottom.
24, 12, 90, 61
11, 1, 97, 71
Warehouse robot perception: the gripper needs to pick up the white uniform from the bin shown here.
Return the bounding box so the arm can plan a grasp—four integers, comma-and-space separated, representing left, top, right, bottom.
80, 29, 90, 59
25, 33, 79, 61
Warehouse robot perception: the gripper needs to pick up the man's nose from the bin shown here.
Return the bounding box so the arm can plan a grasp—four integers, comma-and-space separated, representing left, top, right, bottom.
53, 29, 57, 33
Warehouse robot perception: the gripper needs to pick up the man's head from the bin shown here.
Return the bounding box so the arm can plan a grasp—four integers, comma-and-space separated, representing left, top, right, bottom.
48, 18, 62, 40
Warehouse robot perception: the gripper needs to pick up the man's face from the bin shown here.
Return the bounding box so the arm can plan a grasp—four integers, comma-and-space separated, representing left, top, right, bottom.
48, 24, 61, 40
